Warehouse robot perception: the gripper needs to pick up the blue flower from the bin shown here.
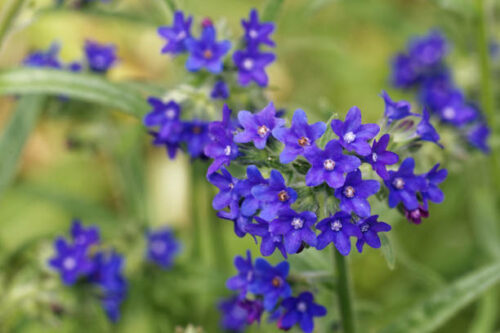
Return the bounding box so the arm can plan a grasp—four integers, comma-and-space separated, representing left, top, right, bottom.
237, 165, 268, 217
157, 10, 192, 54
418, 72, 454, 111
272, 109, 326, 163
234, 102, 285, 149
366, 134, 399, 180
233, 48, 275, 87
391, 53, 420, 88
250, 258, 291, 310
148, 130, 181, 159
278, 292, 326, 333
416, 108, 442, 147
467, 123, 490, 153
209, 168, 240, 216
185, 25, 231, 73
181, 120, 209, 158
246, 217, 288, 258
355, 215, 391, 252
316, 211, 362, 255
71, 219, 100, 249
331, 106, 380, 156
437, 92, 478, 126
304, 140, 361, 188
146, 228, 181, 269
381, 91, 416, 123
23, 43, 62, 69
211, 80, 229, 99
404, 205, 429, 225
251, 170, 297, 221
421, 163, 447, 208
334, 170, 380, 217
84, 40, 118, 73
218, 297, 263, 331
242, 9, 275, 47
226, 251, 254, 298
48, 237, 94, 285
268, 208, 317, 254
385, 157, 426, 210
143, 98, 183, 140
408, 30, 448, 68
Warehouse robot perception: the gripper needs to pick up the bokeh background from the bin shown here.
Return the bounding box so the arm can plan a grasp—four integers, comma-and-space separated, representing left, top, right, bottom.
0, 0, 499, 332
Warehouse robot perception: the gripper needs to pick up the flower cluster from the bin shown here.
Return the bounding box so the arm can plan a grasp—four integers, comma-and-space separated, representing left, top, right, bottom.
145, 227, 181, 269
206, 96, 448, 258
48, 220, 127, 322
219, 251, 326, 333
391, 30, 490, 152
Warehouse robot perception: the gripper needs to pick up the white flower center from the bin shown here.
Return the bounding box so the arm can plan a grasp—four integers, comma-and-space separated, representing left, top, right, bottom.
297, 302, 307, 312
228, 183, 234, 189
224, 145, 232, 156
243, 58, 254, 70
323, 159, 335, 171
257, 125, 270, 137
93, 55, 106, 67
393, 177, 405, 190
372, 153, 378, 162
165, 108, 176, 119
249, 29, 258, 38
291, 217, 304, 229
151, 240, 166, 254
443, 107, 455, 120
176, 31, 186, 40
343, 131, 356, 144
331, 220, 342, 231
63, 257, 76, 270
360, 224, 369, 232
343, 186, 355, 198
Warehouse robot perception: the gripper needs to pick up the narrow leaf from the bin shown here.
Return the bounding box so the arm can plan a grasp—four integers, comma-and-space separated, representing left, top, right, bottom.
379, 233, 395, 270
0, 0, 26, 50
381, 262, 500, 333
262, 0, 284, 22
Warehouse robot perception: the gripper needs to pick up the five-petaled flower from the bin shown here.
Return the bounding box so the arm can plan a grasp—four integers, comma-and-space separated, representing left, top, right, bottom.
185, 24, 231, 73
381, 91, 416, 123
84, 40, 118, 73
316, 211, 362, 255
158, 10, 193, 54
355, 215, 391, 252
146, 228, 181, 269
241, 9, 275, 47
233, 48, 275, 87
385, 157, 426, 210
226, 250, 254, 298
334, 169, 380, 217
268, 208, 317, 254
366, 134, 399, 180
278, 292, 327, 333
249, 258, 291, 310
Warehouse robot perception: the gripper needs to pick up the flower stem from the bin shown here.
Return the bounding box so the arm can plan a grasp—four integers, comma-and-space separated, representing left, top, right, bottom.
333, 248, 357, 333
0, 0, 25, 51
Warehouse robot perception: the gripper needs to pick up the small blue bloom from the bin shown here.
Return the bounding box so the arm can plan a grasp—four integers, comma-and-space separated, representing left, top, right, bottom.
226, 251, 254, 298
304, 140, 361, 188
331, 106, 380, 156
148, 131, 181, 159
146, 228, 181, 269
181, 120, 209, 158
416, 108, 442, 147
408, 30, 448, 68
157, 10, 192, 54
391, 53, 420, 88
233, 48, 275, 87
185, 25, 231, 73
211, 80, 229, 99
236, 165, 268, 217
48, 237, 94, 285
355, 215, 391, 252
316, 211, 362, 255
366, 134, 399, 180
278, 292, 327, 333
246, 217, 287, 258
381, 91, 416, 123
421, 163, 447, 209
467, 123, 490, 153
242, 9, 275, 47
268, 208, 317, 254
418, 72, 454, 111
385, 157, 426, 210
334, 170, 380, 217
23, 43, 62, 69
143, 97, 183, 140
250, 258, 291, 310
209, 168, 240, 217
71, 219, 100, 249
84, 40, 118, 73
437, 92, 478, 126
218, 297, 263, 331
272, 109, 327, 163
234, 102, 285, 149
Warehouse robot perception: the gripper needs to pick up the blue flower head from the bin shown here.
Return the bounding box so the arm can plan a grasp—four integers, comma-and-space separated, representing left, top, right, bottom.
185, 24, 231, 73
316, 211, 362, 255
416, 108, 443, 148
242, 9, 275, 47
236, 165, 268, 217
158, 10, 193, 54
71, 219, 100, 249
437, 92, 478, 126
385, 157, 427, 210
334, 170, 380, 217
48, 237, 95, 285
218, 297, 263, 331
366, 134, 399, 180
146, 227, 181, 269
23, 43, 62, 69
467, 123, 490, 153
84, 40, 118, 73
143, 97, 183, 141
269, 208, 317, 254
391, 53, 420, 88
233, 48, 275, 87
210, 80, 229, 100
381, 91, 416, 123
278, 292, 327, 333
226, 251, 254, 298
408, 30, 448, 68
250, 258, 291, 310
356, 215, 391, 252
181, 120, 209, 158
246, 217, 288, 258
421, 163, 447, 209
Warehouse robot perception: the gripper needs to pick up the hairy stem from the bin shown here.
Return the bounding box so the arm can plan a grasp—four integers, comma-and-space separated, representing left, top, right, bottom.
334, 248, 357, 333
0, 0, 25, 51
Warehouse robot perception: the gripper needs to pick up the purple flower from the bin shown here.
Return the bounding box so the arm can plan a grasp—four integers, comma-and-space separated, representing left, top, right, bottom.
185, 25, 231, 74
205, 105, 239, 175
385, 157, 426, 210
409, 30, 448, 68
23, 43, 62, 69
437, 92, 478, 126
48, 237, 94, 285
304, 140, 361, 188
355, 215, 391, 252
143, 98, 183, 140
226, 251, 254, 298
237, 166, 268, 217
251, 170, 297, 221
211, 80, 229, 99
334, 170, 380, 217
404, 205, 429, 225
242, 9, 275, 47
234, 102, 285, 149
71, 219, 100, 249
148, 130, 180, 159
366, 134, 399, 180
84, 40, 117, 73
157, 11, 192, 54
208, 168, 240, 214
391, 53, 420, 88
381, 91, 416, 123
181, 120, 209, 158
246, 217, 288, 258
233, 48, 275, 87
331, 106, 380, 156
421, 163, 447, 208
419, 72, 454, 111
218, 297, 263, 331
269, 208, 317, 254
416, 108, 442, 147
467, 123, 490, 153
146, 228, 181, 269
278, 292, 327, 333
272, 109, 327, 163
250, 258, 291, 310
316, 211, 362, 255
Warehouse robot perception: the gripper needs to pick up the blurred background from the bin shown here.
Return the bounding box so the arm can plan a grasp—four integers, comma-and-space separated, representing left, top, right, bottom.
0, 0, 498, 332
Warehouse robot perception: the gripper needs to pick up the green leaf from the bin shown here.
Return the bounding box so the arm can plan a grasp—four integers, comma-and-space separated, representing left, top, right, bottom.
380, 233, 396, 270
0, 68, 150, 118
0, 96, 46, 199
381, 262, 500, 333
468, 291, 498, 333
469, 186, 500, 260
262, 0, 284, 22
0, 0, 26, 50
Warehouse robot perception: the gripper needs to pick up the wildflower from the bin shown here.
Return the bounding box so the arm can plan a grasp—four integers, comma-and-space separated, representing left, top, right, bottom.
48, 237, 94, 285
355, 215, 391, 252
366, 134, 399, 180
416, 108, 442, 147
158, 10, 192, 54
226, 251, 254, 298
148, 130, 181, 159
272, 109, 327, 163
208, 168, 240, 213
234, 102, 285, 149
437, 92, 478, 126
233, 48, 275, 87
331, 106, 380, 156
143, 98, 183, 140
316, 211, 362, 255
391, 53, 420, 88
404, 205, 429, 224
421, 163, 447, 208
185, 25, 231, 73
418, 72, 454, 111
278, 292, 327, 333
211, 80, 229, 99
334, 170, 380, 217
71, 219, 99, 249
241, 9, 275, 47
146, 228, 180, 269
268, 208, 317, 254
181, 120, 209, 158
23, 43, 62, 69
237, 165, 268, 217
381, 91, 416, 123
218, 297, 263, 331
84, 40, 117, 73
467, 123, 490, 153
250, 258, 291, 310
304, 140, 361, 188
385, 157, 426, 210
408, 30, 447, 68
246, 217, 288, 258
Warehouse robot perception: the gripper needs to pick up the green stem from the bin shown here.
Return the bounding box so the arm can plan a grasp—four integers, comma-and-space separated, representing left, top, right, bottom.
0, 0, 25, 51
190, 161, 204, 259
333, 248, 356, 333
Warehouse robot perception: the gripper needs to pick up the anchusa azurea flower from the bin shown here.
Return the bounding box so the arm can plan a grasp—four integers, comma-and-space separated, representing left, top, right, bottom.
220, 252, 326, 333
83, 40, 118, 73
145, 227, 181, 269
